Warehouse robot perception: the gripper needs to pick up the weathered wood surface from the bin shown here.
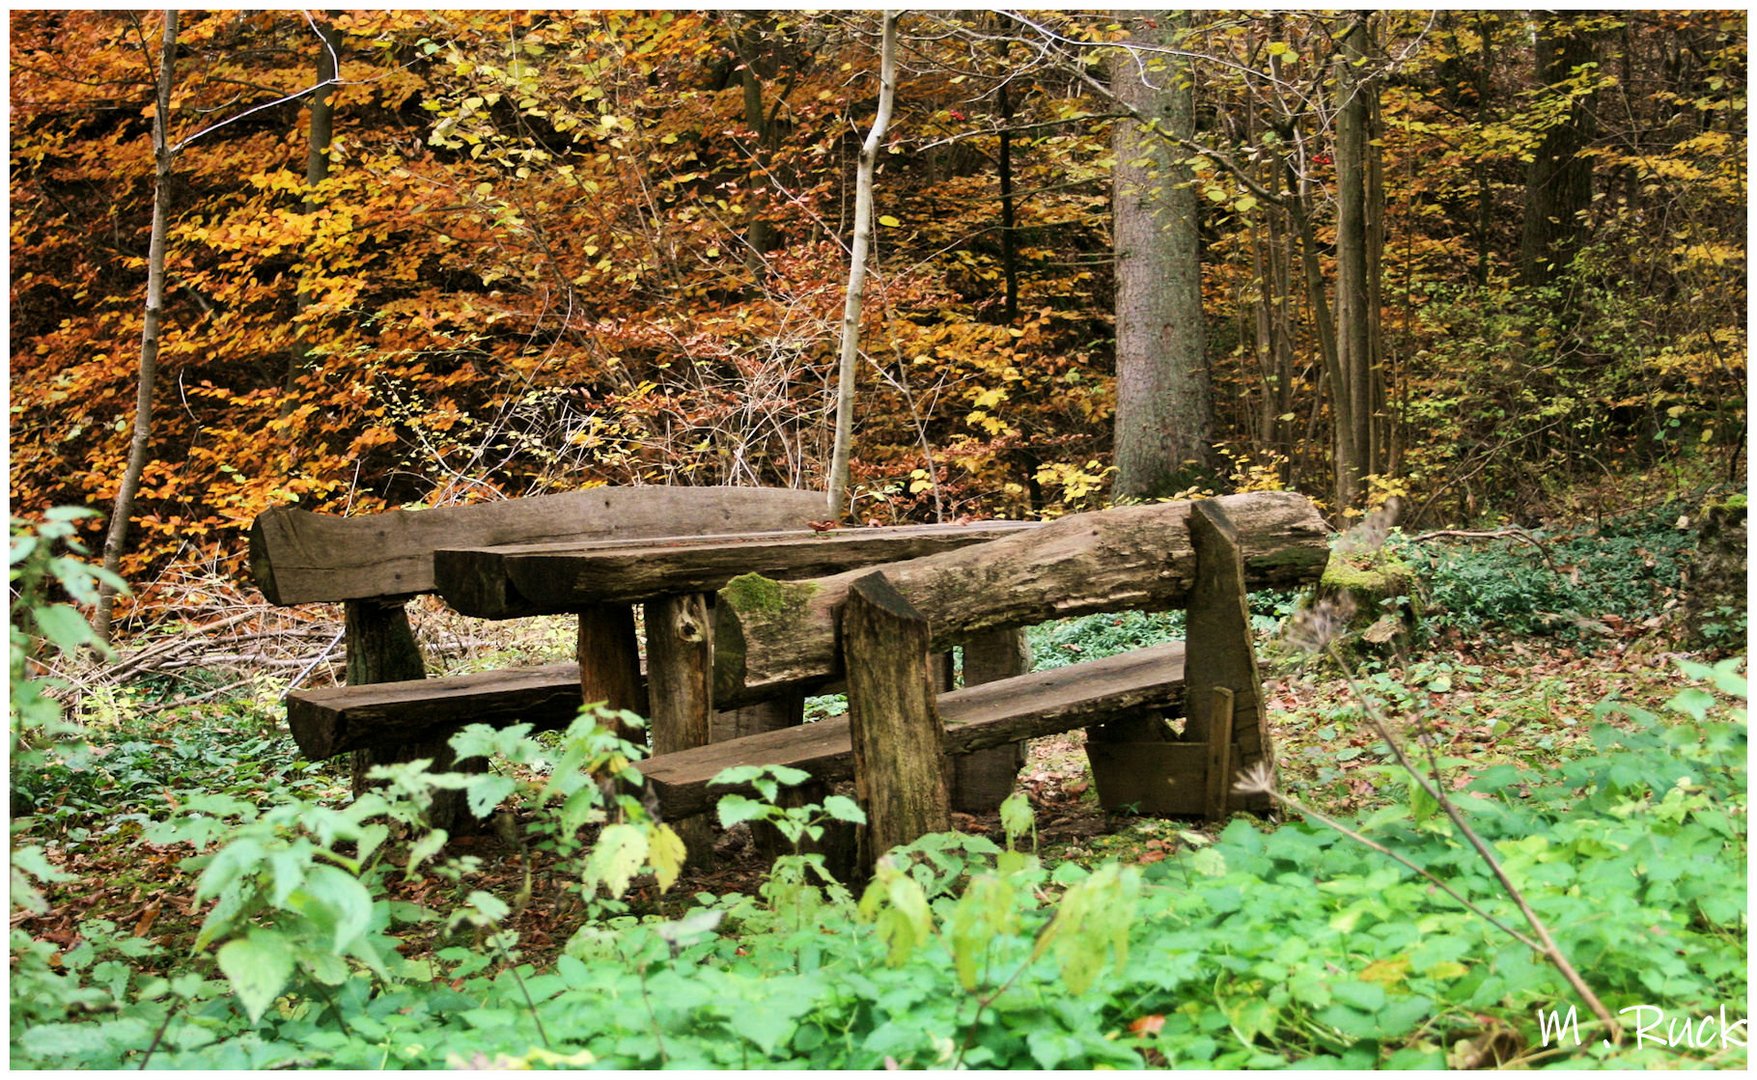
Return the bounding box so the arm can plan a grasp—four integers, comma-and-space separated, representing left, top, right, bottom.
578, 602, 645, 736
1185, 500, 1274, 812
950, 629, 1032, 813
342, 599, 473, 830
289, 661, 587, 761
1082, 742, 1210, 816
643, 642, 1188, 820
646, 592, 716, 859
713, 491, 1327, 700
285, 656, 843, 763
249, 486, 823, 605
435, 520, 1038, 618
1203, 687, 1236, 820
842, 574, 951, 866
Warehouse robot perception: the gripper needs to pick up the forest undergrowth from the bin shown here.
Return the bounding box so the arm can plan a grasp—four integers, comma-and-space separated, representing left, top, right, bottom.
10, 500, 1747, 1069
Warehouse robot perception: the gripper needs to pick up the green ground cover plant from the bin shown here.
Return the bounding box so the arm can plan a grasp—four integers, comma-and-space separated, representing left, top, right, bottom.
10, 511, 1747, 1069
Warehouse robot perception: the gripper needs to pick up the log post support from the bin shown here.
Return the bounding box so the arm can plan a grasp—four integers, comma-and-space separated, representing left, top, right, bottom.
345, 598, 475, 832
951, 629, 1031, 812
1203, 687, 1236, 820
646, 592, 716, 863
1186, 500, 1274, 816
842, 572, 951, 873
578, 602, 646, 739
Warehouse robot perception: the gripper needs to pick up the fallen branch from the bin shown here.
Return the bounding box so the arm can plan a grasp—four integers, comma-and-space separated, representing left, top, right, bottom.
1408, 526, 1562, 577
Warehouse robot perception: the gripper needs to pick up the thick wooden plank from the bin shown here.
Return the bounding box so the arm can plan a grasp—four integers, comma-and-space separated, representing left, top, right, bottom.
249, 486, 823, 605
290, 662, 585, 761
1083, 743, 1210, 816
646, 592, 716, 859
644, 642, 1188, 821
713, 491, 1328, 701
951, 629, 1031, 813
285, 658, 837, 763
843, 573, 951, 867
435, 520, 1038, 618
1186, 500, 1275, 813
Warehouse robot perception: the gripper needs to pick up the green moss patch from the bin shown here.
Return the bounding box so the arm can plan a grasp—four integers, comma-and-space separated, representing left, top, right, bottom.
721, 572, 819, 616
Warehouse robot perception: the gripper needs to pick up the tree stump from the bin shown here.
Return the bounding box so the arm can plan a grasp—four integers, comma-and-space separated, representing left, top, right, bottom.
1686, 495, 1746, 652
842, 572, 951, 874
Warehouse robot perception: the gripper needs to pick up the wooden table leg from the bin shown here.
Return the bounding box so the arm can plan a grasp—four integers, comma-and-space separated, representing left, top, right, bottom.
578, 602, 645, 739
646, 592, 715, 863
952, 629, 1032, 812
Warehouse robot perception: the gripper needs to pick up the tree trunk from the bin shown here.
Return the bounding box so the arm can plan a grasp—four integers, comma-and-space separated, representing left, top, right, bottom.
1519, 14, 1598, 286
95, 10, 178, 644
729, 15, 781, 257
285, 12, 342, 407
1333, 12, 1381, 510
996, 36, 1020, 325
825, 12, 899, 519
1110, 11, 1216, 499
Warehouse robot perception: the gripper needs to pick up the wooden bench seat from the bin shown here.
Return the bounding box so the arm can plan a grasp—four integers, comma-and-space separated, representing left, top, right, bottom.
287, 662, 585, 762
284, 661, 845, 763
641, 642, 1213, 820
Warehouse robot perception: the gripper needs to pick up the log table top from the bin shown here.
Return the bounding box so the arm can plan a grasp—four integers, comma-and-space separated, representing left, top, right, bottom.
427, 519, 1042, 832
431, 519, 1040, 618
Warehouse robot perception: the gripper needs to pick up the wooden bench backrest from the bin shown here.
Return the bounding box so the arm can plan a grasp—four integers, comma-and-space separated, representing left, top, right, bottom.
249, 486, 825, 605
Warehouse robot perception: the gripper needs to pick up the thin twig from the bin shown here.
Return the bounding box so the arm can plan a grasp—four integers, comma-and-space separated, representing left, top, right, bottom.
1326, 644, 1621, 1042
1409, 527, 1563, 577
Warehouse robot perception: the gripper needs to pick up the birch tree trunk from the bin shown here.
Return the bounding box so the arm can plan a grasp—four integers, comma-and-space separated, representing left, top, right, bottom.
1111, 10, 1216, 500
96, 10, 179, 643
825, 11, 898, 520
285, 12, 342, 408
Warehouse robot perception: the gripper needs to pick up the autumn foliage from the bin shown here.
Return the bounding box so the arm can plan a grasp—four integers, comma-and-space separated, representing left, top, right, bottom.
9, 10, 1746, 618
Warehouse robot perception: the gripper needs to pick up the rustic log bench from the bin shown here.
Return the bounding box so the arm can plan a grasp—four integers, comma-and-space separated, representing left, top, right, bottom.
635, 491, 1330, 869
250, 487, 1038, 830
251, 486, 823, 827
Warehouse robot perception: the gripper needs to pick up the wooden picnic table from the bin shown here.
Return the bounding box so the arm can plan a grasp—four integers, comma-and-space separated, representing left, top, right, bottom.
427, 520, 1042, 807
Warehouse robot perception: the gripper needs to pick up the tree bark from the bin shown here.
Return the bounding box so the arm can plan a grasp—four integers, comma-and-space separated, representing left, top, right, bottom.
1333, 12, 1383, 510
1519, 14, 1599, 286
95, 10, 178, 644
825, 12, 898, 519
285, 11, 342, 406
1110, 10, 1216, 499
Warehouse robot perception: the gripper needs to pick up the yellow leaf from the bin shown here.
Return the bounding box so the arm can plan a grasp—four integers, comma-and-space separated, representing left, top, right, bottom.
878, 214, 901, 227
648, 824, 687, 892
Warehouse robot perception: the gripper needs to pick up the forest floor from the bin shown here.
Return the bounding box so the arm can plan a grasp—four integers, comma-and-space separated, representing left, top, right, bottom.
12, 572, 1710, 973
